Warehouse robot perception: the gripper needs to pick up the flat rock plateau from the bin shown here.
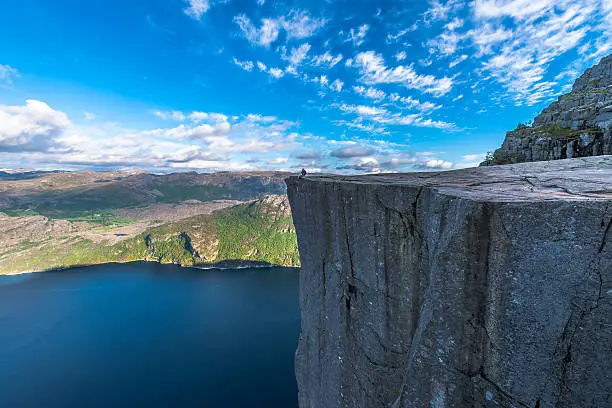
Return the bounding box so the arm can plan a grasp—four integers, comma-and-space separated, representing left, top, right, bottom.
287, 156, 611, 408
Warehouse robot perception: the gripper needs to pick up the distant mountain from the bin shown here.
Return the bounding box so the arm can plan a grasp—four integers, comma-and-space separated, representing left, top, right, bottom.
0, 171, 298, 274
483, 54, 612, 165
0, 170, 290, 215
0, 170, 67, 181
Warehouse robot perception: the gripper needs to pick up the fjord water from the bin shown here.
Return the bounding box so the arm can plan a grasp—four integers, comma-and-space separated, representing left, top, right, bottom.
0, 263, 300, 408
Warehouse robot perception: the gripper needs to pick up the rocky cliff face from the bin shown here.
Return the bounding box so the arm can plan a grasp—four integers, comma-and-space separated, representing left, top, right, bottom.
287, 156, 611, 408
485, 54, 612, 165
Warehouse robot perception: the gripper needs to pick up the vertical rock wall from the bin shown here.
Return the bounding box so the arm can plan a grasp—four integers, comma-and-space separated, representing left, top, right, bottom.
287, 158, 612, 408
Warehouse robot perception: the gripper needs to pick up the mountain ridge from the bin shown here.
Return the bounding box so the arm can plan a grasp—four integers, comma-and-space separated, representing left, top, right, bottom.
0, 171, 299, 274
483, 53, 612, 165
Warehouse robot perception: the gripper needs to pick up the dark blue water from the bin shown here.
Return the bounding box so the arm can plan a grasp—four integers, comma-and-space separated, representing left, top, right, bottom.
0, 263, 300, 408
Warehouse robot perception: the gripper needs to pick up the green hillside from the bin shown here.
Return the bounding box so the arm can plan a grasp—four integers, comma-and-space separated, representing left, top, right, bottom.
0, 196, 299, 274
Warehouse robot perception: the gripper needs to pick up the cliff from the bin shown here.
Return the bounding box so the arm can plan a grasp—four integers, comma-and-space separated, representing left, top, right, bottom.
484, 54, 612, 165
286, 156, 611, 408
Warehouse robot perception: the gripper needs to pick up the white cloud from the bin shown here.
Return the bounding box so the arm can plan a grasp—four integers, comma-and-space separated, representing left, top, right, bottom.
427, 17, 466, 56
424, 0, 465, 23
330, 79, 344, 92
161, 145, 225, 164
424, 159, 453, 169
472, 0, 553, 21
282, 10, 327, 40
393, 116, 456, 130
336, 102, 455, 130
395, 51, 407, 62
268, 67, 285, 78
456, 152, 487, 168
234, 15, 281, 47
333, 119, 389, 135
351, 51, 454, 96
338, 104, 388, 117
246, 114, 278, 123
310, 51, 343, 68
449, 54, 468, 68
603, 0, 612, 33
233, 58, 255, 71
336, 156, 381, 173
281, 43, 311, 66
84, 112, 96, 121
249, 60, 285, 79
293, 150, 322, 159
352, 86, 442, 113
0, 101, 323, 172
184, 0, 210, 20
421, 0, 605, 106
345, 24, 369, 46
467, 24, 513, 56
386, 24, 418, 43
353, 86, 386, 100
0, 64, 19, 85
153, 110, 228, 124
268, 157, 289, 165
303, 73, 344, 93
427, 29, 463, 56
190, 112, 229, 124
234, 10, 326, 47
462, 153, 485, 161
0, 100, 72, 152
445, 17, 464, 30
330, 145, 376, 158
313, 74, 328, 86
389, 93, 441, 112
148, 122, 231, 140
153, 110, 187, 121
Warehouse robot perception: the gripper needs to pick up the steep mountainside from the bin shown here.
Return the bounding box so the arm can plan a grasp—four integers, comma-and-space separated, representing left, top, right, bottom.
287, 157, 611, 407
484, 54, 612, 165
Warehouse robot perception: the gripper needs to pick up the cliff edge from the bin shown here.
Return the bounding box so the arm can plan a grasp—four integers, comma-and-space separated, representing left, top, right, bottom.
484, 54, 612, 165
287, 156, 611, 408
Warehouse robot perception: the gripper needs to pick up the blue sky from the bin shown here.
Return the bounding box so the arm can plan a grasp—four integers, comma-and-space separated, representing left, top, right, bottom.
0, 0, 610, 173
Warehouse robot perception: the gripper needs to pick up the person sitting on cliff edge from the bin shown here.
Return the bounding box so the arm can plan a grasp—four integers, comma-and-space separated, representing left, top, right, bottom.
300, 168, 307, 178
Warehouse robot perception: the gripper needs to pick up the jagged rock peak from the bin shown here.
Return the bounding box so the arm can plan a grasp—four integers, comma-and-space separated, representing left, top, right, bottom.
256, 194, 292, 218
483, 53, 612, 165
571, 53, 612, 93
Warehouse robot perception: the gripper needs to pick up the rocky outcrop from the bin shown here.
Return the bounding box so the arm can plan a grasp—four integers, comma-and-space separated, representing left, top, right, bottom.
287, 156, 612, 408
255, 194, 293, 218
484, 54, 612, 165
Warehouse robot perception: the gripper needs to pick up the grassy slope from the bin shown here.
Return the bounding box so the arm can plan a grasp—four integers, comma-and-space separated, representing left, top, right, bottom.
214, 202, 299, 266
0, 198, 299, 274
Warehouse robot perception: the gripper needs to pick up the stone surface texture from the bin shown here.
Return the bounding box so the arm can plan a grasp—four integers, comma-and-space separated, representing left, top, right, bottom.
287, 156, 612, 408
486, 54, 612, 165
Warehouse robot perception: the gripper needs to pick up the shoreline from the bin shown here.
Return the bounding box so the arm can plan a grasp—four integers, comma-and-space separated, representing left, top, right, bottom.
2, 259, 299, 276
